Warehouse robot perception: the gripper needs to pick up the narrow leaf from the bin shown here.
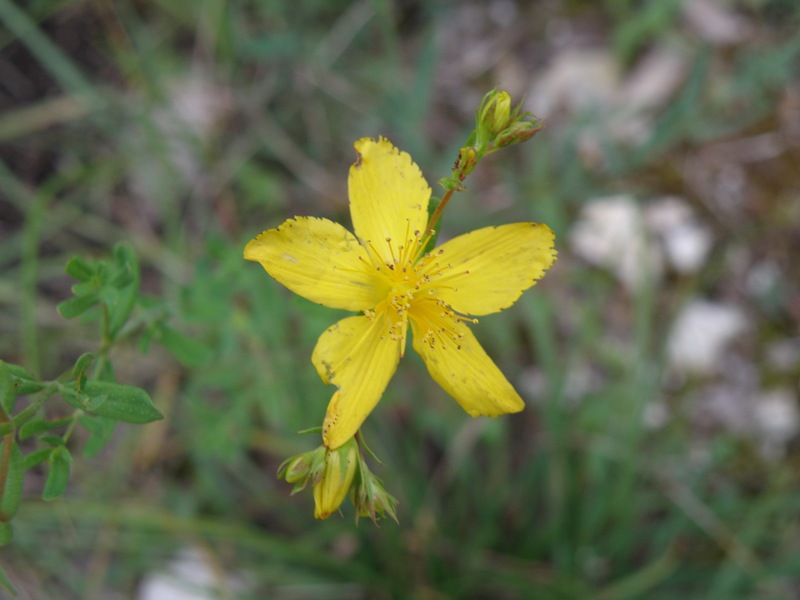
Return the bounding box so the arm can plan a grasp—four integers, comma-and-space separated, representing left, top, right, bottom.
60, 388, 87, 412
8, 364, 46, 395
39, 435, 64, 447
0, 523, 11, 547
42, 446, 71, 501
79, 415, 116, 458
57, 293, 99, 319
71, 280, 100, 296
21, 447, 51, 470
19, 416, 72, 440
0, 362, 13, 416
13, 402, 46, 429
83, 381, 162, 424
64, 256, 95, 281
107, 243, 140, 338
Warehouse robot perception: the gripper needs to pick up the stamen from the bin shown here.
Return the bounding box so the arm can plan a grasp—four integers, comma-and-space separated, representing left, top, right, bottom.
385, 237, 397, 264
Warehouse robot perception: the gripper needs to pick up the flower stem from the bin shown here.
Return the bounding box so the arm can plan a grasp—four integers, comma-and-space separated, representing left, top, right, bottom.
425, 187, 455, 234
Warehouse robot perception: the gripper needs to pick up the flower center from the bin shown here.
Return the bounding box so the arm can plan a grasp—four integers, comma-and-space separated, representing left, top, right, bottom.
356, 226, 484, 361
387, 288, 413, 340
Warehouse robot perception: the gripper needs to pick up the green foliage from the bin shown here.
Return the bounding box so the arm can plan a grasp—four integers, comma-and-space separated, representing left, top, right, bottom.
62, 381, 162, 425
42, 446, 71, 502
0, 240, 207, 587
56, 243, 140, 339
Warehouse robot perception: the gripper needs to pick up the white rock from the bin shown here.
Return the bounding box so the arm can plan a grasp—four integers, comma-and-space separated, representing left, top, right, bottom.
138, 548, 247, 600
754, 388, 800, 460
529, 49, 620, 116
755, 388, 799, 441
765, 339, 800, 372
665, 224, 713, 273
682, 0, 752, 46
643, 401, 670, 429
569, 195, 662, 289
746, 260, 781, 297
126, 74, 231, 203
693, 383, 752, 434
667, 300, 748, 375
645, 197, 713, 274
618, 47, 688, 112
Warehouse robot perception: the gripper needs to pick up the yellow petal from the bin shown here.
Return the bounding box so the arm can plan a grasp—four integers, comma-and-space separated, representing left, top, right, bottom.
312, 314, 401, 449
244, 217, 388, 311
348, 137, 431, 266
420, 222, 556, 316
410, 300, 524, 416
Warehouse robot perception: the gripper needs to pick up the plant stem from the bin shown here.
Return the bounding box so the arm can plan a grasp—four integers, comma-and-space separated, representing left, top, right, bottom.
0, 434, 13, 507
425, 187, 455, 234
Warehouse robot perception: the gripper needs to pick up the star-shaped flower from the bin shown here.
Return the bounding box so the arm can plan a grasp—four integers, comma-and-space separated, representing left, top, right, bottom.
245, 137, 556, 449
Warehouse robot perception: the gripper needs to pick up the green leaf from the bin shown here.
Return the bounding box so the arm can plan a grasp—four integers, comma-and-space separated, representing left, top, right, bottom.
83, 381, 163, 424
107, 243, 140, 338
19, 416, 72, 441
0, 522, 11, 546
0, 442, 23, 520
7, 364, 46, 395
71, 280, 100, 296
159, 325, 212, 367
107, 285, 138, 339
57, 293, 99, 319
60, 387, 103, 412
79, 415, 116, 458
5, 363, 34, 381
12, 378, 46, 395
110, 269, 134, 289
21, 447, 51, 470
39, 435, 64, 447
138, 324, 156, 355
43, 446, 72, 501
13, 401, 45, 429
65, 256, 95, 281
113, 242, 137, 269
0, 361, 13, 417
98, 359, 116, 383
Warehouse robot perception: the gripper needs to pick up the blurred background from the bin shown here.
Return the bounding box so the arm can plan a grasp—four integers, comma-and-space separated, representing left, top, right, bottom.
1, 0, 799, 598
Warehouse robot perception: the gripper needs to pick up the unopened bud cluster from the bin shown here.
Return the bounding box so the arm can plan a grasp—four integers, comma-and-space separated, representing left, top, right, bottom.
441, 89, 543, 192
277, 437, 397, 523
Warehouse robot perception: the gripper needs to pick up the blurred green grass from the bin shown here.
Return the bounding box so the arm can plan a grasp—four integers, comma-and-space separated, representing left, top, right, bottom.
1, 0, 800, 598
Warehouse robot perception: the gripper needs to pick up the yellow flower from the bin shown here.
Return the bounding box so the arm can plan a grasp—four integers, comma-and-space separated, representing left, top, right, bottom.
245, 138, 557, 449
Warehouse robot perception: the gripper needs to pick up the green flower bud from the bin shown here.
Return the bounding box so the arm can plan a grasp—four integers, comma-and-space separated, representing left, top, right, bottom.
277, 445, 326, 493
283, 455, 311, 484
444, 146, 479, 191
351, 459, 398, 524
478, 89, 512, 138
494, 118, 544, 149
313, 439, 358, 519
474, 89, 544, 156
